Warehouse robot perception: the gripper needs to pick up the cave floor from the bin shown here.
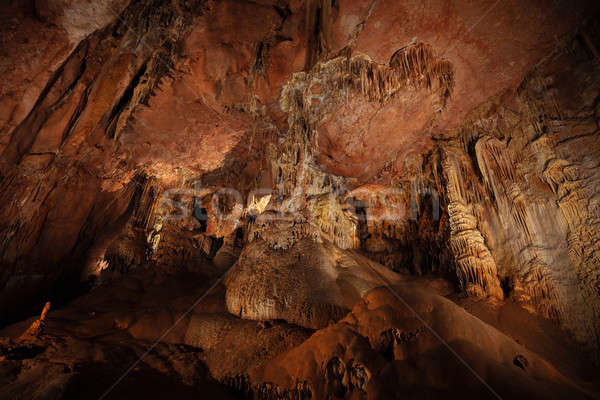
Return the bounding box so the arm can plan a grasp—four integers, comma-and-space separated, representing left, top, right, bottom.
1, 265, 598, 399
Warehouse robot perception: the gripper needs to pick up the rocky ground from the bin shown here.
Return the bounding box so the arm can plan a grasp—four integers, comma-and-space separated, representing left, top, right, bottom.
1, 258, 599, 399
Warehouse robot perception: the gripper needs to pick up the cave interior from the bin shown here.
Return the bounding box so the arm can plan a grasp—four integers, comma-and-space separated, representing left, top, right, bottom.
1, 0, 600, 399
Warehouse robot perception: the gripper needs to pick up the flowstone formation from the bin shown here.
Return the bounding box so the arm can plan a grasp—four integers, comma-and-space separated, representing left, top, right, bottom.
1, 0, 600, 399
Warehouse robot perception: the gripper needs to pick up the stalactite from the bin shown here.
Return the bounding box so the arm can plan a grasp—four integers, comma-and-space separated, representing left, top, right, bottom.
443, 152, 504, 299
389, 42, 455, 106
281, 46, 454, 127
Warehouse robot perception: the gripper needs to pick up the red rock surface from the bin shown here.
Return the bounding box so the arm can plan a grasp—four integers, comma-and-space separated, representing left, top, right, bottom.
1, 0, 600, 398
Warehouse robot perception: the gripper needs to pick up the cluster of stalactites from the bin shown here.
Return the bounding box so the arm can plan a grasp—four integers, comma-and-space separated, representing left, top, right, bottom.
280, 43, 454, 125
330, 45, 454, 107
389, 42, 454, 104
272, 43, 455, 255
443, 153, 504, 300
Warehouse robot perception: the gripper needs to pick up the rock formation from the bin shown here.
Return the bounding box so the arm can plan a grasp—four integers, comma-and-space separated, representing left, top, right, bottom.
1, 0, 600, 398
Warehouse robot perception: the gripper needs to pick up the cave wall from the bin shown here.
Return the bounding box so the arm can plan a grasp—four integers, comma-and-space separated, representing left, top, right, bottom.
0, 0, 599, 359
436, 31, 600, 351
